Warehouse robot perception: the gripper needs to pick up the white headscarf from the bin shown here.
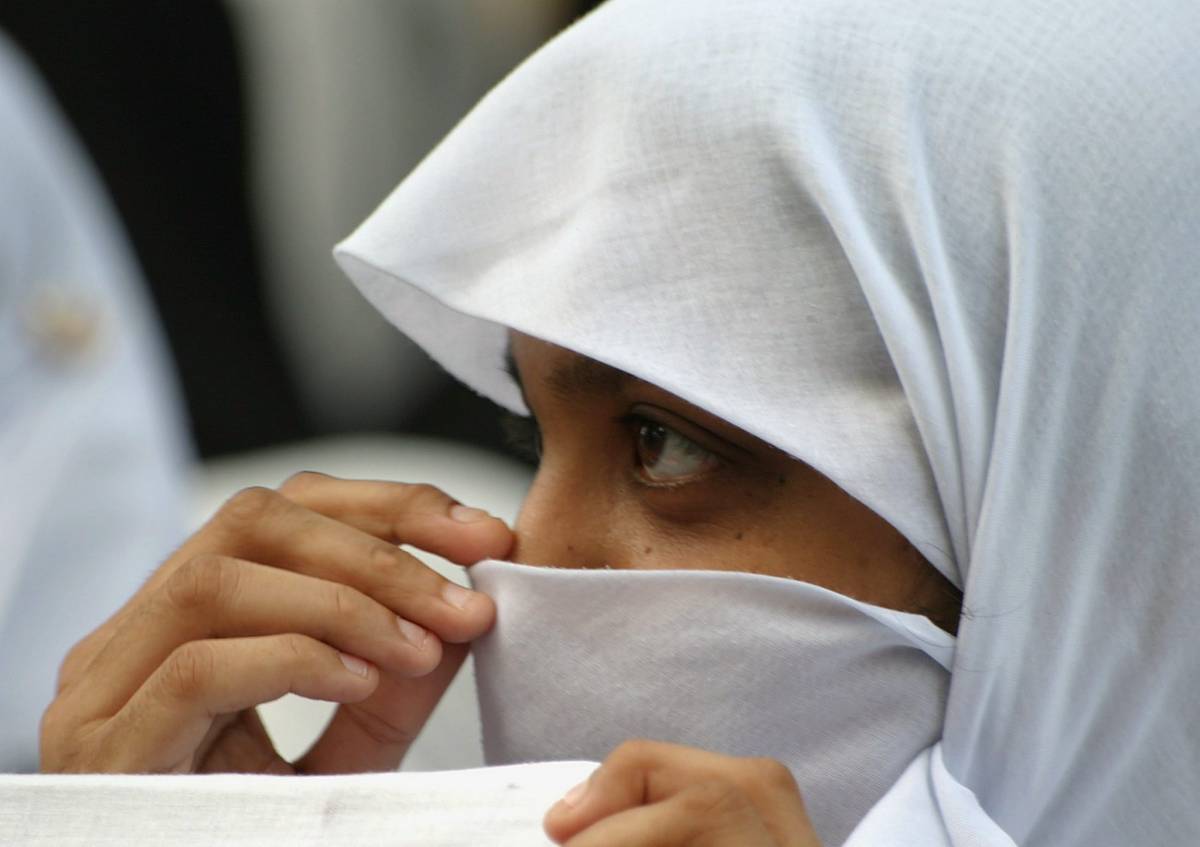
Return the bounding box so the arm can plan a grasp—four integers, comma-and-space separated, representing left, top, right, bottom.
335, 0, 1200, 844
466, 558, 955, 846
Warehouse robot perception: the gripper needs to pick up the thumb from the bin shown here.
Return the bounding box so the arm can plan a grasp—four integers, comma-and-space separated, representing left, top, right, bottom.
295, 642, 470, 774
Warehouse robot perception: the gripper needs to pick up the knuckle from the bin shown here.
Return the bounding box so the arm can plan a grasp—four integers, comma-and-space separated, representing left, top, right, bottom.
39, 702, 95, 772
750, 757, 798, 793
57, 638, 94, 689
366, 545, 433, 594
330, 583, 362, 620
164, 555, 239, 613
683, 780, 747, 818
398, 482, 453, 512
610, 737, 657, 767
163, 641, 217, 700
39, 699, 69, 750
279, 632, 313, 663
278, 470, 330, 499
218, 486, 281, 531
367, 542, 406, 574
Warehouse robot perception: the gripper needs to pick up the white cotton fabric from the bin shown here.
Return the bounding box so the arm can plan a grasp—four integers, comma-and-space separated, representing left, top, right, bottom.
335, 0, 1200, 844
0, 761, 596, 845
471, 560, 952, 846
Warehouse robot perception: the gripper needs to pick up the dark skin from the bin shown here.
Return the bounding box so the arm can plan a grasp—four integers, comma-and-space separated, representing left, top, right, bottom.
40, 331, 958, 846
508, 333, 960, 846
508, 333, 961, 635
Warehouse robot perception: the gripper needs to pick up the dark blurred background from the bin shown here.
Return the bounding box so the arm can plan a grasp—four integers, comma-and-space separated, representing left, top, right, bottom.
2, 0, 602, 459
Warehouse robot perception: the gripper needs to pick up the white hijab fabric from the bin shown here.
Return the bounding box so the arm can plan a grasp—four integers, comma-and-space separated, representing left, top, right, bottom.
335, 1, 1200, 844
471, 560, 953, 846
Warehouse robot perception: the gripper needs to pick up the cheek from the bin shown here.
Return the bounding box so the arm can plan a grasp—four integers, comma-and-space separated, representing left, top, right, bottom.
514, 448, 786, 572
625, 477, 820, 577
619, 489, 787, 572
514, 476, 753, 571
512, 463, 635, 568
633, 521, 792, 574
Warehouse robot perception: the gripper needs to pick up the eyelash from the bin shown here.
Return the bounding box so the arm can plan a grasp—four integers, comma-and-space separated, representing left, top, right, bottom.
617, 413, 723, 486
500, 412, 542, 465
499, 411, 721, 486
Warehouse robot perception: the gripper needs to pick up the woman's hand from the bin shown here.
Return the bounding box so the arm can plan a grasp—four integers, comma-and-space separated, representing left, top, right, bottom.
544, 741, 822, 847
40, 472, 512, 775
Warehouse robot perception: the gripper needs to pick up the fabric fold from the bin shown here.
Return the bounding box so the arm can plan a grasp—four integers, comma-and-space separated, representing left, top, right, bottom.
336, 0, 1200, 843
470, 560, 951, 846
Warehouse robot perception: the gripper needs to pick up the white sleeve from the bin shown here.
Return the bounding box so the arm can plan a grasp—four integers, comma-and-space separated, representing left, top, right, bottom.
844, 745, 1017, 847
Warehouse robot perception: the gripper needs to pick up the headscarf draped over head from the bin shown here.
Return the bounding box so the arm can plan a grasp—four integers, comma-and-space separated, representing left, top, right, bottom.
336, 1, 1200, 844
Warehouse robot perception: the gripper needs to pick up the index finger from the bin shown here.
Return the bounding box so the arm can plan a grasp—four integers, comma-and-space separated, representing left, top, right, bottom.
60, 477, 510, 693
277, 472, 514, 563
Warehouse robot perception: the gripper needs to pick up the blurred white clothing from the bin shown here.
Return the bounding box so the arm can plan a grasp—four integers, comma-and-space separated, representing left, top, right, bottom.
0, 33, 189, 771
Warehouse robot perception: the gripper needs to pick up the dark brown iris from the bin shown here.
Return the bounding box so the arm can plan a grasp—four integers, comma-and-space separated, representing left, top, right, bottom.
635, 422, 668, 468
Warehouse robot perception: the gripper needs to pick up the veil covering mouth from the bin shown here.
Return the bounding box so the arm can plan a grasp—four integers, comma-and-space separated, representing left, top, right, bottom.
335, 1, 1200, 844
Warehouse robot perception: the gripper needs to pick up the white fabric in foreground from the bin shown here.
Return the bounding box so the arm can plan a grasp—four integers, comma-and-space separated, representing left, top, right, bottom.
471, 561, 952, 847
0, 761, 596, 846
335, 0, 1200, 844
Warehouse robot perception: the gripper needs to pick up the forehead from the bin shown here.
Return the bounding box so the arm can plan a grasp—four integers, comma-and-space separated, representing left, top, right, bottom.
505, 334, 633, 402
505, 332, 789, 461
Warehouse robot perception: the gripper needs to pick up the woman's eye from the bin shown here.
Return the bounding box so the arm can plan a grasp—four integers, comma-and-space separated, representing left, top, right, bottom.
634, 420, 720, 482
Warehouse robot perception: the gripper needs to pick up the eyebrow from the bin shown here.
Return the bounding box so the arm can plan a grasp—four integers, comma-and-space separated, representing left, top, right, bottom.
503, 340, 631, 403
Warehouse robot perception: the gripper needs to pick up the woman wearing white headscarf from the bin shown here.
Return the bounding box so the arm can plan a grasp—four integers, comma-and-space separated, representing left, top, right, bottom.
41, 1, 1199, 845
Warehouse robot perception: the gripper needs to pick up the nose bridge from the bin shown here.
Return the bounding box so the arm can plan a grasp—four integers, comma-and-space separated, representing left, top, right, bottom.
512, 463, 618, 569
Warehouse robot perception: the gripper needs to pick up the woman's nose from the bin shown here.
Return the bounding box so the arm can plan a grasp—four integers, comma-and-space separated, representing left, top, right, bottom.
510, 465, 618, 569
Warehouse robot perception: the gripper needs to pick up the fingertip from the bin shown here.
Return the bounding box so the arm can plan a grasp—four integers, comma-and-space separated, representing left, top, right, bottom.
438, 582, 496, 643
542, 800, 572, 844
481, 519, 516, 561
403, 630, 446, 677
448, 504, 491, 524
338, 651, 371, 678
336, 652, 381, 700
542, 777, 590, 842
460, 516, 516, 563
436, 507, 514, 564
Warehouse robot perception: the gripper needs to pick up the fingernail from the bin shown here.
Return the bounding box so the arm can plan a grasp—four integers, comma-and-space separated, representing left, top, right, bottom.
450, 504, 492, 523
397, 616, 428, 648
442, 581, 474, 610
561, 779, 589, 809
338, 652, 370, 678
